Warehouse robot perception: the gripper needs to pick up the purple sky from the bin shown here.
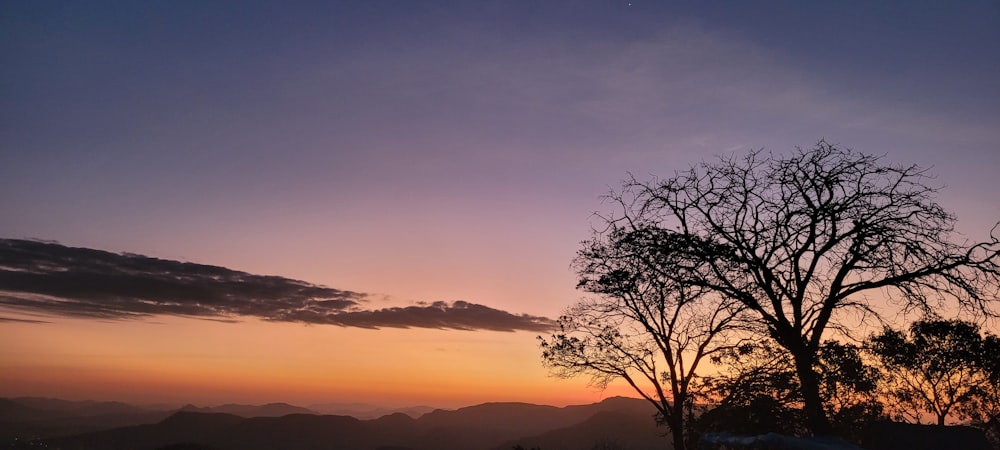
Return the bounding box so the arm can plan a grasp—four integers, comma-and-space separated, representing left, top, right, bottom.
3, 0, 999, 321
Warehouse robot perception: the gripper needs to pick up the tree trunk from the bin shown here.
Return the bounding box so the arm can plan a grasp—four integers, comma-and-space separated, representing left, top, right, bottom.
667, 401, 686, 450
672, 421, 685, 450
937, 413, 946, 426
792, 351, 833, 435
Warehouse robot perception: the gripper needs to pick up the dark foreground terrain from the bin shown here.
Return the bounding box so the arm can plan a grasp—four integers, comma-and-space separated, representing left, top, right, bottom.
4, 397, 994, 450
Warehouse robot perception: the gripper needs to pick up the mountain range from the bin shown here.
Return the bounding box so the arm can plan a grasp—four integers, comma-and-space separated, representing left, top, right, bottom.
0, 396, 666, 450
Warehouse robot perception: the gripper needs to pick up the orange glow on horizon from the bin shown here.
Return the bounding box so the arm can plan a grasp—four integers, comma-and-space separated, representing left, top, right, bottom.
0, 314, 640, 408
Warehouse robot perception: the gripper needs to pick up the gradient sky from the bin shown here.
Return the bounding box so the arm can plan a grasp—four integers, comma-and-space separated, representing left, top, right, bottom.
2, 1, 999, 408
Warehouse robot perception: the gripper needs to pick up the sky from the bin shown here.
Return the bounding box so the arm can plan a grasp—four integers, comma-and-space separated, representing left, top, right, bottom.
1, 1, 999, 408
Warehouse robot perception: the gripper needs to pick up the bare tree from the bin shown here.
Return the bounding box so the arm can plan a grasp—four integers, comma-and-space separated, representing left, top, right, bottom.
586, 141, 999, 435
540, 225, 746, 450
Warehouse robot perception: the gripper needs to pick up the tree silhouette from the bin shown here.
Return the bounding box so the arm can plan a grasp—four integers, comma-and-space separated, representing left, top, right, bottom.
966, 333, 1000, 447
541, 226, 747, 450
694, 341, 807, 437
694, 340, 882, 442
869, 319, 998, 426
570, 141, 999, 435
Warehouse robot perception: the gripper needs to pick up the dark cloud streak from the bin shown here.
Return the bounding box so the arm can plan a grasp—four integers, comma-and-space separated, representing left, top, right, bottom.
0, 239, 554, 332
0, 316, 51, 324
275, 300, 555, 332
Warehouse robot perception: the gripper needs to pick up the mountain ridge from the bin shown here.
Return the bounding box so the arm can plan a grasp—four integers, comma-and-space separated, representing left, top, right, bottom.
2, 396, 662, 450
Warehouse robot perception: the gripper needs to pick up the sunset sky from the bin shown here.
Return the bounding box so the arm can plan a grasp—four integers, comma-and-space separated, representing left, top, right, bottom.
2, 1, 999, 409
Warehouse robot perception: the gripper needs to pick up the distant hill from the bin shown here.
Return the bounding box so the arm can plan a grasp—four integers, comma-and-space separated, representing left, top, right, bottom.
0, 398, 59, 422
0, 397, 173, 443
0, 398, 314, 444
307, 402, 436, 419
497, 410, 666, 450
45, 411, 245, 450
413, 397, 659, 450
178, 402, 316, 417
37, 396, 664, 450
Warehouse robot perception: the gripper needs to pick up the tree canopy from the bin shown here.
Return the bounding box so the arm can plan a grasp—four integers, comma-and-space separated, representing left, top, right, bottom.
695, 340, 882, 441
869, 319, 999, 426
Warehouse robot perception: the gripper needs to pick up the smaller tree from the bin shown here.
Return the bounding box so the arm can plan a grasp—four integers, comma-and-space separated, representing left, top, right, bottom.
540, 226, 746, 450
957, 333, 1000, 448
868, 319, 996, 426
694, 341, 806, 437
695, 340, 882, 441
816, 341, 884, 436
972, 334, 1000, 445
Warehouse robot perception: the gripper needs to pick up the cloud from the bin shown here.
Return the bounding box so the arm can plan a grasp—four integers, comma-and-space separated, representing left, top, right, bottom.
0, 316, 51, 324
0, 239, 555, 332
277, 300, 555, 332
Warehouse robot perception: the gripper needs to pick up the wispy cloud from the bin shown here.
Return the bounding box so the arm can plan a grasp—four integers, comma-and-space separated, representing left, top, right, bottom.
0, 239, 554, 332
0, 316, 51, 324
